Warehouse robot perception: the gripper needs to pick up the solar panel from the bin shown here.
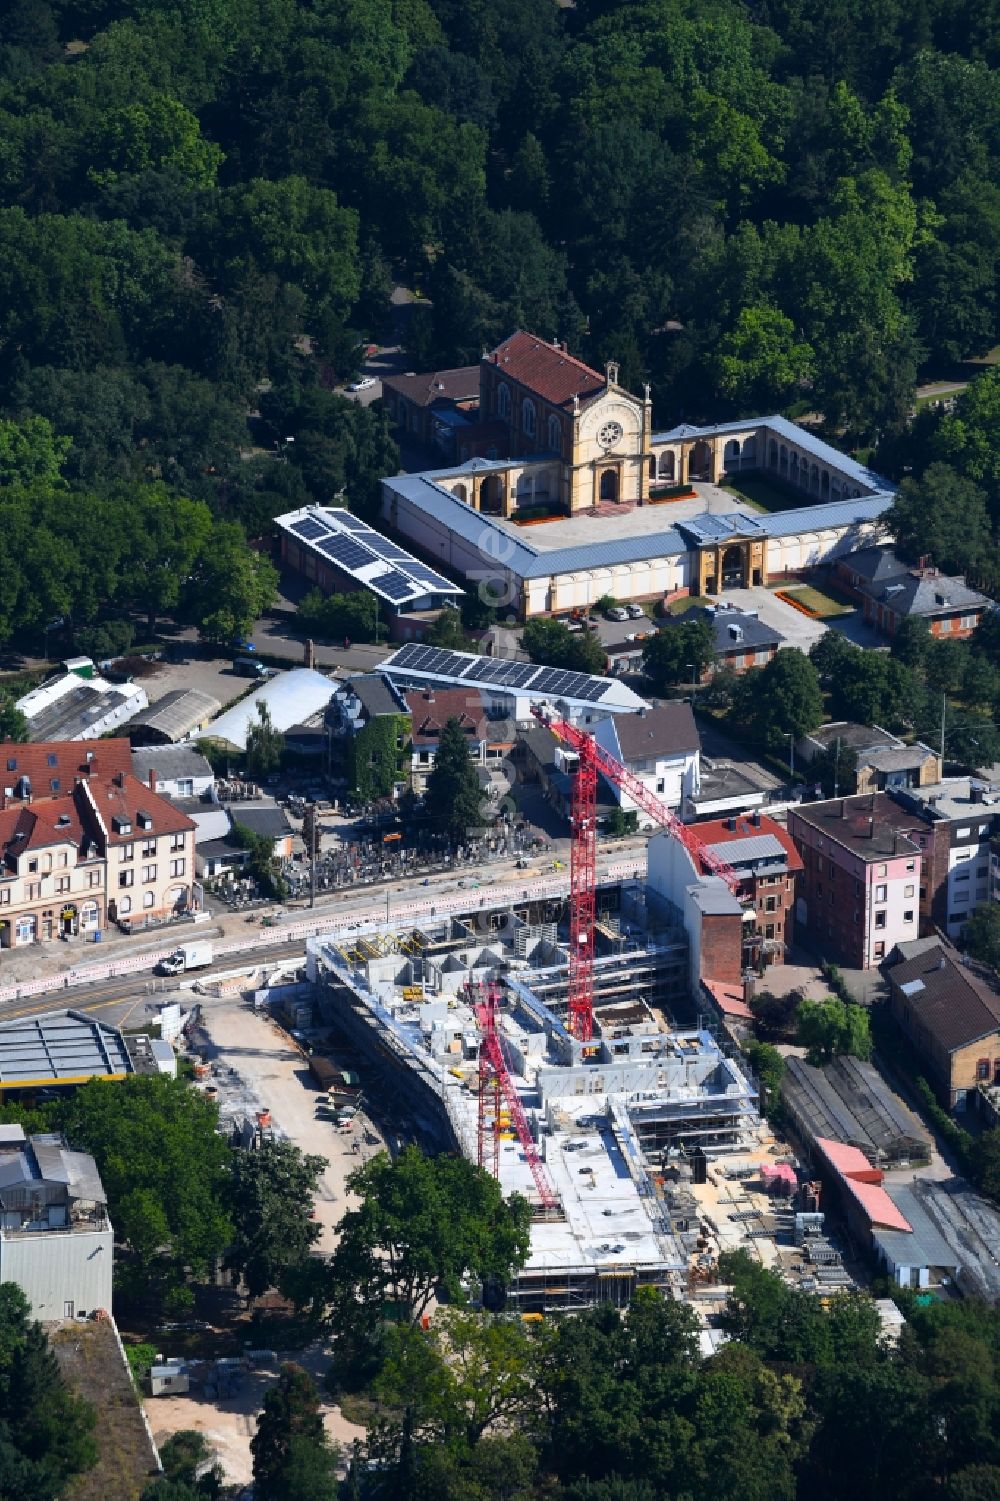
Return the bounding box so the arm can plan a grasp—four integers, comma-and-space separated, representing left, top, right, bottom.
373, 571, 417, 602
329, 511, 369, 532
365, 538, 411, 561
316, 536, 375, 571
405, 563, 456, 590
435, 651, 470, 675
291, 516, 328, 541
390, 644, 425, 669
506, 663, 540, 687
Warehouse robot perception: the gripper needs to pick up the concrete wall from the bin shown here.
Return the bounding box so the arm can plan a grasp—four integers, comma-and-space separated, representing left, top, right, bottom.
0, 1224, 113, 1320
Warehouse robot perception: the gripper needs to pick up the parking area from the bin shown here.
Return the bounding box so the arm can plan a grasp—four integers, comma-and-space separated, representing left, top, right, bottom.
136, 653, 252, 717
719, 585, 829, 651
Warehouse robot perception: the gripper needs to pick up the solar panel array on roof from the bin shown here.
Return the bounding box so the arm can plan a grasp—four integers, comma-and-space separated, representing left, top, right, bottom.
291, 516, 327, 541
317, 535, 373, 570
375, 571, 416, 601
277, 508, 464, 606
384, 644, 616, 704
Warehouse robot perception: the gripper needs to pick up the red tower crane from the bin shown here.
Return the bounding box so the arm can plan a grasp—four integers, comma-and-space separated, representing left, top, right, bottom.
471, 981, 559, 1210
534, 706, 741, 1043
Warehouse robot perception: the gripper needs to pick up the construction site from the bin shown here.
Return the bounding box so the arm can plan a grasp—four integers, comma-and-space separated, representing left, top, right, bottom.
304, 707, 859, 1312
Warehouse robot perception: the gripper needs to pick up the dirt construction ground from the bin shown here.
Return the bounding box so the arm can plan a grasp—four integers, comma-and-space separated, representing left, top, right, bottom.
148, 998, 377, 1483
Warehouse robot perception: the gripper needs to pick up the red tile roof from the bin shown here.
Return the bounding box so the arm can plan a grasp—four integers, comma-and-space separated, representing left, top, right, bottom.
487, 331, 606, 410
693, 814, 803, 875
0, 738, 133, 802
382, 366, 481, 409
405, 688, 486, 746
1, 773, 195, 869
89, 774, 196, 843
815, 1136, 912, 1232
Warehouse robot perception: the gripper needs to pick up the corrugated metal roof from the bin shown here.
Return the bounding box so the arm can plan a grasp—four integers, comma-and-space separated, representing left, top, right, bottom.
129, 690, 222, 742
873, 1185, 960, 1270
702, 833, 787, 864
0, 1009, 133, 1087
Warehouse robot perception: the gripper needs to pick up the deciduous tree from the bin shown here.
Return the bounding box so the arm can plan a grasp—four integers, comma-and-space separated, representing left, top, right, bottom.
227, 1139, 325, 1300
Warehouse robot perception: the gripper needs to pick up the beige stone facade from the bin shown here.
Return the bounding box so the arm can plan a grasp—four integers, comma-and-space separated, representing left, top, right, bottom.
0, 771, 196, 948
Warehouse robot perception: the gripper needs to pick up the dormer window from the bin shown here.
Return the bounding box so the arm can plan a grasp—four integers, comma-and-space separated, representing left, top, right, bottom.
112, 816, 132, 836
137, 811, 153, 831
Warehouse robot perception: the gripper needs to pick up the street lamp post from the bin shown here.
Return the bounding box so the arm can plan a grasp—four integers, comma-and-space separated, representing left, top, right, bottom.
687, 662, 698, 704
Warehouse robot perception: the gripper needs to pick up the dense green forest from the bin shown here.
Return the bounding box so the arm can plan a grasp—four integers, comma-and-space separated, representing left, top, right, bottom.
2, 0, 1000, 647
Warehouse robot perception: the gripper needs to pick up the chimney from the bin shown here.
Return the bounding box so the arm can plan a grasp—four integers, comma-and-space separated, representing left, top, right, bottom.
148, 768, 157, 793
727, 816, 737, 831
304, 638, 316, 670
639, 706, 648, 718
752, 810, 762, 828
424, 689, 435, 703
868, 816, 875, 838
115, 771, 125, 789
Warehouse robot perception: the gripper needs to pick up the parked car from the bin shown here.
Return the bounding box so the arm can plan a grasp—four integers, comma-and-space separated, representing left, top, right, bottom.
348, 375, 377, 391
626, 603, 645, 619
606, 606, 629, 622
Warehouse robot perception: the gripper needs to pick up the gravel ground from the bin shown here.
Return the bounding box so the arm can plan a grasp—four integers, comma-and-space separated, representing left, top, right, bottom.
149, 997, 378, 1483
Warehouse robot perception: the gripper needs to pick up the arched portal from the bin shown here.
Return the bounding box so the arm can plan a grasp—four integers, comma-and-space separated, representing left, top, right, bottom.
599, 468, 619, 502
723, 439, 741, 471
689, 440, 713, 481
479, 475, 504, 514
721, 544, 746, 589
658, 450, 676, 481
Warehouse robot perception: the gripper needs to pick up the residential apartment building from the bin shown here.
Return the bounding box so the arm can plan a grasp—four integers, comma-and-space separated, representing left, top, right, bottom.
592, 704, 701, 826
0, 769, 196, 948
787, 795, 923, 968
836, 547, 991, 639
693, 813, 802, 964
886, 938, 1000, 1109
891, 779, 1000, 941
0, 1125, 113, 1320
405, 687, 515, 795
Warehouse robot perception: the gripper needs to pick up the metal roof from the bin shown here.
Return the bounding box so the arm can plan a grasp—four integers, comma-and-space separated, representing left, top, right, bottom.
677, 512, 766, 544
386, 473, 892, 579
380, 643, 648, 714
128, 689, 222, 743
130, 744, 214, 783
651, 414, 893, 493
276, 504, 464, 607
202, 669, 334, 751
873, 1185, 961, 1271
702, 833, 787, 865
0, 1009, 133, 1089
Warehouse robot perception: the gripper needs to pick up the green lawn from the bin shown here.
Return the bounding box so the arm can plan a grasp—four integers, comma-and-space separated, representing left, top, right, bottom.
719, 473, 810, 514
665, 595, 712, 615
774, 582, 854, 618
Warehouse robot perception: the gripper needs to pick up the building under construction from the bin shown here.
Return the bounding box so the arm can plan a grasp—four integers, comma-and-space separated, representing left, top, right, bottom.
307, 880, 761, 1311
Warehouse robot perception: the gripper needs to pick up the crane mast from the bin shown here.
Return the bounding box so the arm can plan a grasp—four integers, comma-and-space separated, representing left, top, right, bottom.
534, 704, 741, 1043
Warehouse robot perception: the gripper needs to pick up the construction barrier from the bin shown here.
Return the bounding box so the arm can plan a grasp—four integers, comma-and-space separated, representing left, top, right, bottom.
0, 860, 644, 1006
